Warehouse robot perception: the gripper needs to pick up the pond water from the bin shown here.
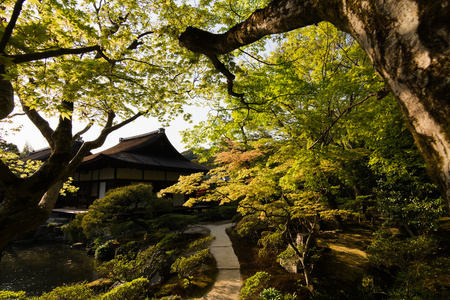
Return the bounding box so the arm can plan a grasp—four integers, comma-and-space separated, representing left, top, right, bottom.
0, 242, 97, 296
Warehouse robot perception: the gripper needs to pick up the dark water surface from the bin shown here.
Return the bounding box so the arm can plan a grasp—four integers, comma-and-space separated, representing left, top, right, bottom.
0, 242, 96, 296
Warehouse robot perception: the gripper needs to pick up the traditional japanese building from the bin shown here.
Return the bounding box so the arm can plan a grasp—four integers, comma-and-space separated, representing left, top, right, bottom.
26, 128, 208, 208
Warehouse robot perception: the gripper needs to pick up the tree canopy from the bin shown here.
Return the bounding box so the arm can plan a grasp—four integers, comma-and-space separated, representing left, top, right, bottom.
162, 18, 445, 291
0, 0, 217, 251
178, 0, 450, 211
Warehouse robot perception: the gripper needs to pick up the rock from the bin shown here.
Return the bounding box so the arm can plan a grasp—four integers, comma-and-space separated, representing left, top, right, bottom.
70, 242, 85, 249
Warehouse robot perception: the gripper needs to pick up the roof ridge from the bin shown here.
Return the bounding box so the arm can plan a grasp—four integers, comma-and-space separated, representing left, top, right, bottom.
30, 146, 50, 153
119, 128, 165, 142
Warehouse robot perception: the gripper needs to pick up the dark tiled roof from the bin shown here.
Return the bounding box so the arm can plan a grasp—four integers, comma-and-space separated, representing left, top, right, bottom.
23, 140, 86, 161
23, 147, 52, 161
80, 129, 208, 172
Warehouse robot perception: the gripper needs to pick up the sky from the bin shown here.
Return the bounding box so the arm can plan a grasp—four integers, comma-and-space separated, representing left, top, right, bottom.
1, 104, 211, 154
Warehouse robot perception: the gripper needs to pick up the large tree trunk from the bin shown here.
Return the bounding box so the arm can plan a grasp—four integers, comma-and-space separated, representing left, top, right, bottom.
0, 181, 63, 252
179, 0, 450, 209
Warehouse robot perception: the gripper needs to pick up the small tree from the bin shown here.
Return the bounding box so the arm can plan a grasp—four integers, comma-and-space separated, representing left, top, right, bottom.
80, 184, 172, 239
171, 249, 211, 285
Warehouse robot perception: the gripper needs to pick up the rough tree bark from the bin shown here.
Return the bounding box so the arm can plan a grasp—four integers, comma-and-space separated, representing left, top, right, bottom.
0, 107, 142, 252
179, 0, 450, 210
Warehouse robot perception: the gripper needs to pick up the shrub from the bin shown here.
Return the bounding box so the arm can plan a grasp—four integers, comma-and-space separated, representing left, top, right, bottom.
186, 236, 215, 252
96, 245, 166, 282
171, 249, 210, 281
81, 184, 172, 239
235, 215, 270, 242
117, 241, 140, 260
258, 230, 285, 258
95, 240, 119, 261
261, 288, 298, 300
240, 271, 271, 300
61, 212, 87, 243
261, 288, 283, 300
367, 233, 450, 299
151, 214, 198, 234
100, 277, 149, 300
0, 291, 27, 300
38, 283, 93, 300
199, 205, 238, 221
86, 278, 114, 292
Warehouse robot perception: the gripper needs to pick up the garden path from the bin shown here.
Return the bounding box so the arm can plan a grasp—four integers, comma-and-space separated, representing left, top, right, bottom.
190, 221, 241, 299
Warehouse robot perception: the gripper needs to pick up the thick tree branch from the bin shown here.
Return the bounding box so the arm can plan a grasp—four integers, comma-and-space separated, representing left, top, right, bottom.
0, 74, 14, 120
179, 0, 322, 55
0, 159, 20, 187
68, 110, 144, 174
0, 0, 25, 53
10, 46, 102, 64
73, 122, 93, 142
20, 100, 55, 148
179, 0, 322, 103
127, 31, 154, 50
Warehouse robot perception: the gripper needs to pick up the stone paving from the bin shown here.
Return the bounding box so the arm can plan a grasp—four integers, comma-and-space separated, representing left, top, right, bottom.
191, 222, 241, 300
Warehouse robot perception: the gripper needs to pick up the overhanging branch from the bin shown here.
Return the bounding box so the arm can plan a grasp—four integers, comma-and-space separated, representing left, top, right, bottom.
68, 110, 145, 173
20, 99, 55, 148
10, 46, 102, 64
0, 0, 25, 53
0, 159, 20, 187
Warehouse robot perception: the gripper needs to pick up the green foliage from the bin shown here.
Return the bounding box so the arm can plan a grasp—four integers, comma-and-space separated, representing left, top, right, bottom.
117, 241, 140, 260
366, 104, 445, 234
198, 205, 239, 221
96, 245, 165, 282
38, 283, 93, 300
100, 277, 149, 300
171, 249, 210, 281
261, 288, 297, 300
367, 233, 450, 299
1, 150, 77, 196
235, 215, 270, 242
61, 212, 87, 243
0, 291, 27, 300
186, 236, 215, 252
151, 214, 198, 234
261, 287, 283, 300
278, 246, 297, 260
240, 271, 271, 300
3, 0, 215, 124
95, 240, 120, 261
258, 230, 285, 258
81, 184, 172, 239
0, 140, 19, 156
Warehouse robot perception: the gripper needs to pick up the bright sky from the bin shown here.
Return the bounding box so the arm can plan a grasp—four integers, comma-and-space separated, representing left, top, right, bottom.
2, 104, 210, 154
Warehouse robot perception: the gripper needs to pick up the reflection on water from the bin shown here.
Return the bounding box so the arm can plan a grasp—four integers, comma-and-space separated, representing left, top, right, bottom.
0, 242, 96, 296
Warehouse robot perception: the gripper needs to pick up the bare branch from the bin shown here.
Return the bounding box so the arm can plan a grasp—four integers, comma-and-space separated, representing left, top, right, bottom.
72, 121, 93, 142
4, 112, 26, 118
239, 49, 301, 66
127, 31, 154, 50
308, 87, 390, 150
206, 54, 243, 98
